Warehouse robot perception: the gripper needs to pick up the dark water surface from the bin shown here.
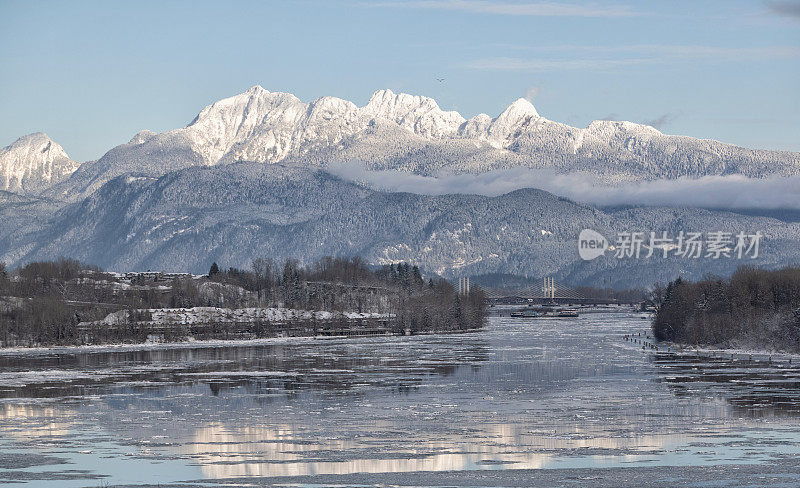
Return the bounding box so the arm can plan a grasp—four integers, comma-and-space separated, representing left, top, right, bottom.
1, 312, 800, 487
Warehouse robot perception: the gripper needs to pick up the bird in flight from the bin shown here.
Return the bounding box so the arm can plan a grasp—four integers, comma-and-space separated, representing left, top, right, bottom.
436, 78, 445, 83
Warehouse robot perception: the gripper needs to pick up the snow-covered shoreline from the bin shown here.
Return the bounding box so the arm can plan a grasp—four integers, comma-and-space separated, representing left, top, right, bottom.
0, 335, 317, 357
0, 327, 482, 357
82, 306, 390, 328
0, 331, 413, 357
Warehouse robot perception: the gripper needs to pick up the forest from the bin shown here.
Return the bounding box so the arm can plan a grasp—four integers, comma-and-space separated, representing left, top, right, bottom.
652, 266, 800, 352
0, 257, 486, 347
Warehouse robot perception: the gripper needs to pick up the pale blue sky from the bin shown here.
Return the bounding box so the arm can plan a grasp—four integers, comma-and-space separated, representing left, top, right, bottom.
1, 0, 798, 161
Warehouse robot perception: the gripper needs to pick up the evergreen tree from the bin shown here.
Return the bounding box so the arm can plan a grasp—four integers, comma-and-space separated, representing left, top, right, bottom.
281, 259, 303, 308
412, 265, 423, 287
397, 262, 410, 288
209, 262, 220, 277
0, 262, 8, 295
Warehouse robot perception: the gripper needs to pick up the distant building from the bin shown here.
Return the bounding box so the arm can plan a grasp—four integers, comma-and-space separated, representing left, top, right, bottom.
123, 271, 194, 283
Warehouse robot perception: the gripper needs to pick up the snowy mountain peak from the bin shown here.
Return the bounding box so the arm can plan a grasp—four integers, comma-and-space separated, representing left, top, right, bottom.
365, 89, 439, 117
245, 84, 268, 95
460, 113, 493, 138
587, 119, 659, 133
167, 87, 473, 166
494, 98, 540, 127
11, 132, 66, 152
125, 87, 553, 169
363, 89, 465, 138
505, 98, 539, 118
486, 98, 540, 140
129, 130, 157, 145
309, 95, 358, 115
1, 132, 78, 193
188, 85, 298, 128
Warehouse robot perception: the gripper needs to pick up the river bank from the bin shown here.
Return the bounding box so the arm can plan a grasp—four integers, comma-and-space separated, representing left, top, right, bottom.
0, 326, 485, 357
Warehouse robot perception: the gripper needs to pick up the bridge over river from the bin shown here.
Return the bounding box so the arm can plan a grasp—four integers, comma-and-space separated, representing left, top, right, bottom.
482, 277, 641, 306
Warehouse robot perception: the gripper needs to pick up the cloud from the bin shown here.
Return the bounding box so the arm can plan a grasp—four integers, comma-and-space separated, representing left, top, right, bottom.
465, 45, 800, 72
328, 162, 800, 210
367, 0, 636, 17
642, 113, 677, 130
766, 1, 800, 18
524, 86, 540, 101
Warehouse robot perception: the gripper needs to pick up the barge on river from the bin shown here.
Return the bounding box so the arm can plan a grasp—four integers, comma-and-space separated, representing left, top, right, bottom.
510, 307, 579, 318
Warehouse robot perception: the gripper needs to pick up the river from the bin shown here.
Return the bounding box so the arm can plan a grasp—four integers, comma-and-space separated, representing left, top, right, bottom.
0, 311, 799, 487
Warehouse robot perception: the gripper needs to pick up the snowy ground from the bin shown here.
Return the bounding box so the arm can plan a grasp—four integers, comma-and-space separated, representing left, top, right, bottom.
89, 306, 390, 326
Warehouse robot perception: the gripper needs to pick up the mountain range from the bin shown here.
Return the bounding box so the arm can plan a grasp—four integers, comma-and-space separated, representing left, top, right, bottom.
6, 86, 800, 198
1, 86, 799, 287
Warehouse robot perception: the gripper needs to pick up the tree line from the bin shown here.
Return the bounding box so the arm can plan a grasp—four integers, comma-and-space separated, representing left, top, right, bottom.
0, 257, 486, 347
652, 266, 800, 352
207, 257, 485, 332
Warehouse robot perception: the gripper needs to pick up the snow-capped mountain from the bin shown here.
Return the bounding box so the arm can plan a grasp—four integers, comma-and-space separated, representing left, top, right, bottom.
123, 86, 800, 179
3, 86, 799, 285
151, 86, 800, 178
177, 86, 468, 165
4, 162, 799, 287
0, 133, 79, 193
38, 86, 800, 201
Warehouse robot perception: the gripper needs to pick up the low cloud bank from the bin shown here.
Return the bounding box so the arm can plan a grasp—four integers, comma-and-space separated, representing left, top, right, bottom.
328, 162, 800, 210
